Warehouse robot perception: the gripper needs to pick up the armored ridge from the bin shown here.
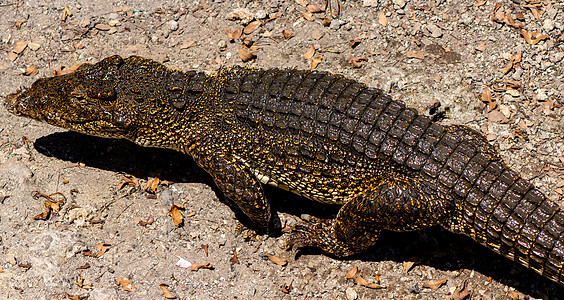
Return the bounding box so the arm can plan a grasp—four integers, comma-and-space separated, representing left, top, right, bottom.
4, 55, 563, 285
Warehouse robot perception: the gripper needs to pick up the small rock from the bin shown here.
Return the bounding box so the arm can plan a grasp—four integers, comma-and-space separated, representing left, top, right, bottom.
362, 0, 379, 7
90, 288, 119, 300
536, 89, 548, 101
345, 287, 358, 300
218, 40, 227, 51
255, 9, 268, 20
167, 20, 179, 31
543, 19, 554, 31
5, 252, 17, 265
424, 24, 443, 38
393, 0, 406, 9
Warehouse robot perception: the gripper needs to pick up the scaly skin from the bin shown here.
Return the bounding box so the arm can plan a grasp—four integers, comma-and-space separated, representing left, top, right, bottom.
4, 55, 563, 285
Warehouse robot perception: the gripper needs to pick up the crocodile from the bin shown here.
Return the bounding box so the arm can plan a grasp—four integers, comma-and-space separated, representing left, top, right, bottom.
4, 55, 563, 285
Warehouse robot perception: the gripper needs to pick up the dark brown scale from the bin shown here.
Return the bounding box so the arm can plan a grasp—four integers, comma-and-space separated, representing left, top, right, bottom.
4, 55, 563, 286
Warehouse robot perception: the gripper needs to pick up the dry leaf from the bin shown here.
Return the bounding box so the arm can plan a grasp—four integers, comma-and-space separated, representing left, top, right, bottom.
481, 87, 495, 112
77, 263, 90, 269
281, 281, 293, 294
354, 275, 385, 289
303, 45, 315, 59
75, 275, 93, 290
403, 258, 418, 273
230, 249, 240, 264
95, 243, 111, 258
34, 211, 51, 220
474, 0, 486, 7
238, 47, 256, 62
321, 18, 331, 26
191, 263, 214, 271
53, 63, 80, 76
138, 218, 155, 226
451, 280, 471, 300
422, 278, 447, 289
244, 21, 261, 34
378, 11, 387, 26
301, 11, 314, 21
476, 42, 487, 51
13, 40, 28, 54
168, 204, 184, 226
95, 24, 111, 31
406, 50, 425, 59
144, 177, 160, 193
306, 4, 323, 13
295, 0, 308, 7
116, 278, 136, 292
62, 6, 72, 22
282, 29, 294, 40
346, 265, 358, 278
267, 255, 288, 266
310, 56, 322, 70
491, 4, 505, 23
8, 52, 18, 61
15, 20, 26, 29
159, 284, 177, 299
519, 28, 548, 45
227, 28, 243, 41
349, 55, 367, 68
179, 40, 197, 49
202, 244, 209, 256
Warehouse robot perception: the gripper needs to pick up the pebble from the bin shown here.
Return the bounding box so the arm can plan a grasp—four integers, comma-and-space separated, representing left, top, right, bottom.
362, 0, 379, 7
392, 0, 406, 9
167, 20, 179, 31
424, 24, 443, 38
543, 19, 555, 31
255, 9, 268, 20
345, 287, 358, 300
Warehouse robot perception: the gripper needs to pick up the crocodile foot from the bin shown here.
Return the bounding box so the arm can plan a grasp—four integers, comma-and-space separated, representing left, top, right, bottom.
288, 216, 356, 258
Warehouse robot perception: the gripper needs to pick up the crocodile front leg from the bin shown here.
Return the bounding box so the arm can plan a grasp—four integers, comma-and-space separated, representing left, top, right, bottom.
191, 146, 274, 230
290, 176, 452, 257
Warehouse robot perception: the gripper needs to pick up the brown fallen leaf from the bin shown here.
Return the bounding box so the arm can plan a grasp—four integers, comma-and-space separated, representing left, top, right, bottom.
230, 249, 240, 264
159, 284, 177, 299
295, 0, 308, 7
77, 263, 90, 269
62, 6, 72, 22
15, 20, 27, 30
475, 42, 487, 51
474, 0, 486, 7
310, 56, 322, 70
406, 50, 425, 59
53, 63, 80, 76
267, 254, 288, 266
24, 65, 38, 76
422, 278, 447, 289
346, 265, 358, 279
8, 52, 18, 61
354, 275, 385, 289
403, 257, 418, 273
519, 28, 548, 45
34, 210, 51, 220
303, 45, 315, 60
144, 176, 160, 193
116, 278, 136, 292
301, 11, 314, 21
13, 40, 28, 54
168, 204, 184, 226
238, 47, 257, 62
451, 280, 471, 300
281, 281, 293, 294
306, 4, 323, 13
244, 20, 261, 34
95, 23, 111, 31
227, 28, 243, 41
481, 87, 495, 112
378, 11, 387, 26
349, 55, 368, 68
321, 17, 331, 26
138, 218, 155, 226
282, 29, 294, 39
75, 275, 93, 290
191, 262, 214, 271
95, 243, 111, 258
66, 293, 80, 300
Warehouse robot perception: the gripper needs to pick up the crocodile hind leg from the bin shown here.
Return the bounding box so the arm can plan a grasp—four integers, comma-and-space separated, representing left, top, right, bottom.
192, 149, 275, 230
290, 177, 452, 257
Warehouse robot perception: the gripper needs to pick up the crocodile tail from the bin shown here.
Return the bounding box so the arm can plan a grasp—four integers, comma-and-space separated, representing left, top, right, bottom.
456, 161, 564, 284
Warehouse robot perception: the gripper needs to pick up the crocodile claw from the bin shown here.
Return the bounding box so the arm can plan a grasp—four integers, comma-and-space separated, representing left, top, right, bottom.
288, 216, 356, 258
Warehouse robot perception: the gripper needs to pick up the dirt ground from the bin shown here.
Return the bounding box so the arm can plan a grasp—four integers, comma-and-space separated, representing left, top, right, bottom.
0, 0, 563, 299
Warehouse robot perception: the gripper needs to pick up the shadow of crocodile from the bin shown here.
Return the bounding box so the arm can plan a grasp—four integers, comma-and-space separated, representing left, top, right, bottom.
34, 131, 564, 298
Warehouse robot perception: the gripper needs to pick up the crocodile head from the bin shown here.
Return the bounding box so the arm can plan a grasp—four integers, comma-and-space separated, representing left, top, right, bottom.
4, 55, 139, 139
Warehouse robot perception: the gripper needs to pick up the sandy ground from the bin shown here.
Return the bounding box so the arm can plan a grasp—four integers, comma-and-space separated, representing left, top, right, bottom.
0, 0, 563, 299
